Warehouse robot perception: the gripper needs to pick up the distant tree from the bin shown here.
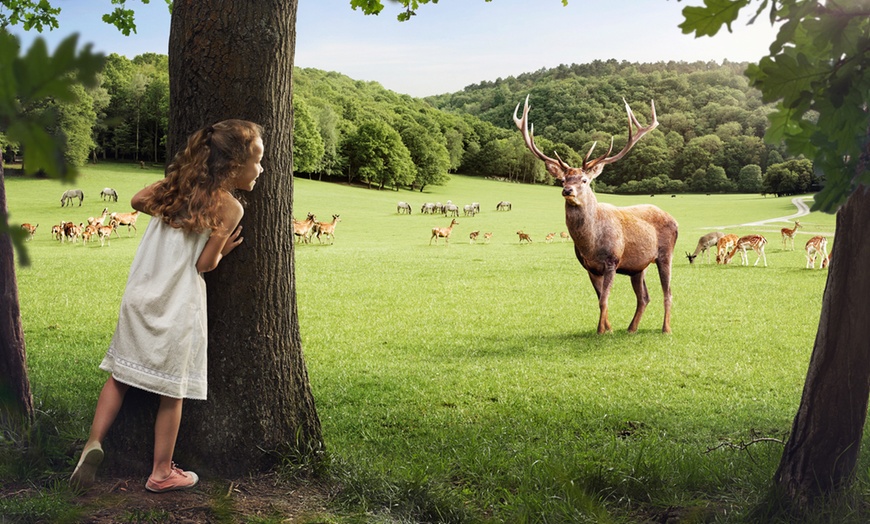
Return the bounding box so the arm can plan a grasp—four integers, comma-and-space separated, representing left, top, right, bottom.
444, 128, 464, 172
677, 134, 724, 180
55, 83, 98, 166
292, 97, 325, 175
737, 164, 763, 193
312, 103, 341, 180
396, 120, 450, 191
722, 135, 766, 179
764, 159, 815, 195
347, 119, 414, 190
689, 165, 734, 193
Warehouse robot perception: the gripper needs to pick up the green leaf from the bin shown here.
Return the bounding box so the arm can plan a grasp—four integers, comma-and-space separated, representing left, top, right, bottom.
679, 0, 749, 37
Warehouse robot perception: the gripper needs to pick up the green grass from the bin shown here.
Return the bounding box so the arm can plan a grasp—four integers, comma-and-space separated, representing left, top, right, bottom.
8, 165, 864, 522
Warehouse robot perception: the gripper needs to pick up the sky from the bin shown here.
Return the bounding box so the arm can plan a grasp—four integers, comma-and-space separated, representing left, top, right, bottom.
8, 0, 780, 98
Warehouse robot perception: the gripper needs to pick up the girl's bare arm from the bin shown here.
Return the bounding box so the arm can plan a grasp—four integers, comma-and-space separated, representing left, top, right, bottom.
131, 183, 160, 215
196, 195, 245, 273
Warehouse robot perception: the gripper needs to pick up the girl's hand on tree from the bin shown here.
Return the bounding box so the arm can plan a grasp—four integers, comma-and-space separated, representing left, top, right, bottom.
222, 225, 243, 256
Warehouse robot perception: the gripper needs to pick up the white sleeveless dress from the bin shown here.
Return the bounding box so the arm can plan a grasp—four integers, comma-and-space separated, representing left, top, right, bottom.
100, 218, 212, 400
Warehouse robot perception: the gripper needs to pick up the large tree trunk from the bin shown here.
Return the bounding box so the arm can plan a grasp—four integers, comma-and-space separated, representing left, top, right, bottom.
105, 0, 322, 477
774, 186, 870, 505
0, 164, 34, 425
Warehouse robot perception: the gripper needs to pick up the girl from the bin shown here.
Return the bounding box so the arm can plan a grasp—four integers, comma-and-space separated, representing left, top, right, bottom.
70, 119, 265, 492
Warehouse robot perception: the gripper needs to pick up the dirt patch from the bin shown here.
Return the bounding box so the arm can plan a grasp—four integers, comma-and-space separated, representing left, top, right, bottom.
70, 473, 333, 523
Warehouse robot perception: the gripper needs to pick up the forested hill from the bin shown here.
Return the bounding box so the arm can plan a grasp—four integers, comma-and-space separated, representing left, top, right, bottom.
293, 61, 813, 195
8, 55, 812, 197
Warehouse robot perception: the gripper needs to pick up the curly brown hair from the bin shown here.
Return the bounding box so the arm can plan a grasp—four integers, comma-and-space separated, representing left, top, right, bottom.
142, 119, 263, 233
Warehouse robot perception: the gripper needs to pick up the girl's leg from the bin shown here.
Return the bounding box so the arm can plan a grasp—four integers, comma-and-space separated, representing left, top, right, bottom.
71, 376, 129, 487
151, 395, 183, 479
88, 376, 130, 443
146, 396, 199, 492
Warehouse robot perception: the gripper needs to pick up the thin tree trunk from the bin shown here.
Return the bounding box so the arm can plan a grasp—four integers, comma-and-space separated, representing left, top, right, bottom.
0, 163, 34, 425
774, 186, 870, 505
105, 0, 322, 477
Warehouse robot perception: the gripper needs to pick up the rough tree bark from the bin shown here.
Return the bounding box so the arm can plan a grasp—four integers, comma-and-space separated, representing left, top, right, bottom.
105, 0, 322, 477
0, 163, 34, 424
774, 186, 870, 505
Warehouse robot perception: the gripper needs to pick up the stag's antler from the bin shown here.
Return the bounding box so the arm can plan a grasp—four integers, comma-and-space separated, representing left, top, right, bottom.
514, 95, 658, 177
584, 98, 658, 171
513, 95, 570, 178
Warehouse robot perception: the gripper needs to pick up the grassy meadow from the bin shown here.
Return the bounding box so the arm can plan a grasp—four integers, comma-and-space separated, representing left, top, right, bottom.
7, 163, 865, 522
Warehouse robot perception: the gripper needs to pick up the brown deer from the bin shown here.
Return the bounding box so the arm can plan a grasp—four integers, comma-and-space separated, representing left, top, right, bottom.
483, 232, 493, 243
686, 231, 724, 264
715, 234, 740, 264
293, 213, 317, 244
87, 207, 109, 227
20, 223, 38, 241
724, 235, 768, 266
469, 230, 480, 244
430, 218, 458, 245
516, 230, 532, 243
514, 95, 677, 334
780, 220, 802, 250
315, 214, 341, 244
110, 210, 140, 236
805, 235, 828, 269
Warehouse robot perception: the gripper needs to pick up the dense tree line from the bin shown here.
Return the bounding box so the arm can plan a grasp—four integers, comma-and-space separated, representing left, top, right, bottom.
1, 55, 816, 196
429, 59, 818, 196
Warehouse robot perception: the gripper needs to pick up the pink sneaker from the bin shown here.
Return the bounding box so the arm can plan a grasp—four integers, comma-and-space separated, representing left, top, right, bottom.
70, 441, 104, 489
145, 463, 199, 493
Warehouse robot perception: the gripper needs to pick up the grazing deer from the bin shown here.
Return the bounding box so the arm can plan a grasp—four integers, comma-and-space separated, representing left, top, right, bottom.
686, 231, 725, 264
560, 231, 569, 242
514, 95, 677, 334
469, 230, 480, 244
110, 210, 140, 236
545, 232, 556, 243
781, 220, 802, 250
315, 214, 341, 244
483, 232, 493, 243
805, 236, 828, 269
430, 218, 458, 245
293, 213, 317, 243
516, 230, 532, 243
724, 235, 768, 266
20, 223, 37, 241
715, 234, 740, 264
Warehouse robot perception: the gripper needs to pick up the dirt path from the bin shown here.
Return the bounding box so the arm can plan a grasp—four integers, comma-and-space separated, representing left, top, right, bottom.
708, 196, 833, 237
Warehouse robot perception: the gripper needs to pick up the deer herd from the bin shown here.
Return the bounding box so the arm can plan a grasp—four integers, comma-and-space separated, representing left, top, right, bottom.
22, 203, 140, 248
292, 213, 342, 244
684, 220, 831, 270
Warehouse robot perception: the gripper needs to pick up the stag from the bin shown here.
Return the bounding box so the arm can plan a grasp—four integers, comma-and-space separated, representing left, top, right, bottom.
513, 95, 678, 334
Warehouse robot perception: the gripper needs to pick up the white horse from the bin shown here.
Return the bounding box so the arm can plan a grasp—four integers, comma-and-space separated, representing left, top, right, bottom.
60, 189, 84, 207
100, 187, 118, 202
